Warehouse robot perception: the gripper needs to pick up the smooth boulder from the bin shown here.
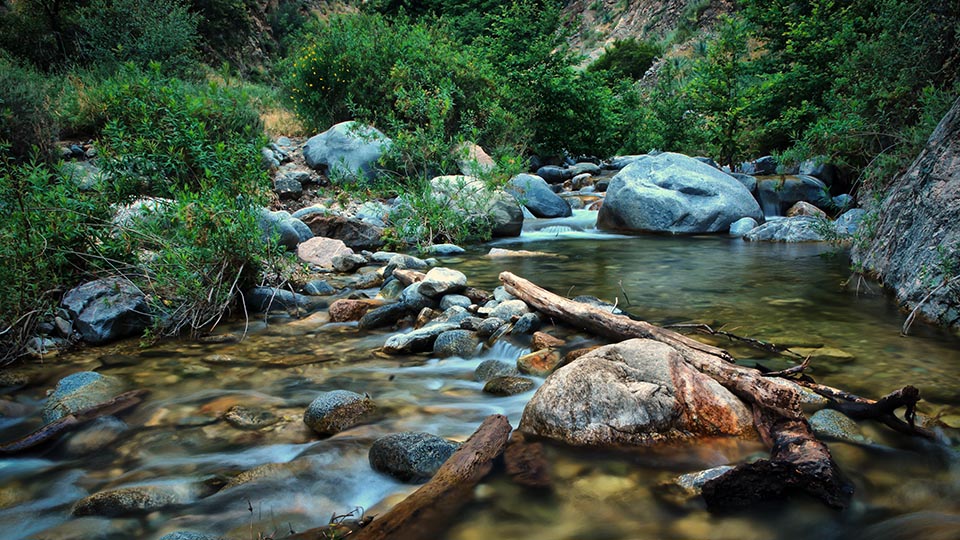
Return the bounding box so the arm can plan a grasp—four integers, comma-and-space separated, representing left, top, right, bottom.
303, 390, 375, 435
303, 121, 391, 182
61, 277, 151, 345
507, 174, 573, 218
597, 152, 762, 234
519, 339, 755, 446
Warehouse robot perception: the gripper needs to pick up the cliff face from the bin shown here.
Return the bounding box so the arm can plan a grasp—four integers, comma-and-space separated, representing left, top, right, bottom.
562, 0, 734, 62
853, 98, 960, 331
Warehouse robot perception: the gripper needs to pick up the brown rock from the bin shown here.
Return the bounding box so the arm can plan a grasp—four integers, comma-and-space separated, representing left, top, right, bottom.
517, 349, 563, 377
329, 299, 380, 322
563, 346, 600, 364
532, 331, 565, 350
393, 268, 426, 286
297, 237, 353, 268
519, 339, 755, 447
504, 433, 552, 489
786, 201, 827, 218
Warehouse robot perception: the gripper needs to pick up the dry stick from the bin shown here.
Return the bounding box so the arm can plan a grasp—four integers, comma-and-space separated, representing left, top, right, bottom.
665, 323, 806, 360
499, 271, 851, 510
0, 389, 149, 454
901, 274, 960, 335
794, 381, 936, 440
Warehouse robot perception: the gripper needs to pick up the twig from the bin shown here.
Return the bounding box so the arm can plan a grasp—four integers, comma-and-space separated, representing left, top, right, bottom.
901, 274, 960, 335
665, 323, 806, 359
762, 357, 811, 377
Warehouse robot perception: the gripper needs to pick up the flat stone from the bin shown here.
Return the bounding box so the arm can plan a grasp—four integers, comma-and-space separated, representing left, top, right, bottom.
297, 237, 354, 268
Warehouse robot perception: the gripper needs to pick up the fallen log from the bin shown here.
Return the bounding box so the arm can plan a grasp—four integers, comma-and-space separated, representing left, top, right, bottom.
500, 271, 852, 511
794, 381, 936, 440
288, 414, 512, 540
0, 389, 149, 454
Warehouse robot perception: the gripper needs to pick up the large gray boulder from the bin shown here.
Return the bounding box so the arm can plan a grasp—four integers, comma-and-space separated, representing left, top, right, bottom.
507, 174, 572, 218
597, 152, 762, 234
853, 97, 960, 330
303, 121, 391, 182
756, 175, 829, 216
743, 216, 826, 243
61, 277, 151, 345
429, 175, 522, 237
519, 339, 754, 446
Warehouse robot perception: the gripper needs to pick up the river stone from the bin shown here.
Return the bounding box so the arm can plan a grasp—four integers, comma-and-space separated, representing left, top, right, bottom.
303, 280, 336, 296
73, 483, 202, 517
297, 237, 354, 268
834, 208, 867, 237
656, 465, 736, 508
418, 267, 468, 298
517, 349, 562, 377
430, 175, 523, 238
535, 165, 571, 184
519, 339, 755, 446
332, 253, 368, 273
423, 243, 466, 255
303, 121, 391, 182
507, 174, 573, 218
597, 152, 762, 234
439, 294, 472, 310
484, 376, 535, 396
273, 175, 302, 199
475, 359, 521, 381
42, 372, 124, 423
223, 405, 279, 430
369, 432, 458, 483
809, 409, 872, 445
729, 217, 759, 237
744, 216, 826, 242
756, 175, 830, 215
303, 390, 375, 435
301, 214, 383, 250
257, 208, 306, 251
398, 282, 437, 312
60, 277, 151, 345
511, 312, 542, 335
432, 330, 479, 358
786, 201, 827, 218
358, 302, 409, 330
489, 299, 531, 321
532, 331, 565, 350
159, 532, 221, 540
382, 323, 459, 354
63, 416, 128, 456
476, 317, 506, 337
571, 162, 602, 176
328, 299, 378, 322
384, 254, 429, 277
492, 286, 516, 303
245, 287, 318, 313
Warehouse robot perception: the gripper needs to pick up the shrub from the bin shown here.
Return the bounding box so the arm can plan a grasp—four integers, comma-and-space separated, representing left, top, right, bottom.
0, 152, 113, 361
0, 55, 57, 161
76, 0, 200, 72
93, 63, 266, 199
588, 38, 662, 81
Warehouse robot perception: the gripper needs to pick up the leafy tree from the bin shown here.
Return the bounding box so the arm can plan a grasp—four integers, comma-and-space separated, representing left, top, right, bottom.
588, 38, 662, 81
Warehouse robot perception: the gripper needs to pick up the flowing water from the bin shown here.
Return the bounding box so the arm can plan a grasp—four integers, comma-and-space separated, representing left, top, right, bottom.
2, 210, 959, 540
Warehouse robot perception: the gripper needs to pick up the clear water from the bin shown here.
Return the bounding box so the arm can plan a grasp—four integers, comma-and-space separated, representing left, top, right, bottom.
1, 211, 958, 540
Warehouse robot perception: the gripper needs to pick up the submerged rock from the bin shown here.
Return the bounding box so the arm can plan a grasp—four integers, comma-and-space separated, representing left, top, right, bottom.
42, 371, 124, 423
303, 390, 375, 435
475, 359, 520, 381
743, 216, 826, 242
432, 329, 479, 358
369, 432, 458, 483
519, 339, 754, 446
73, 483, 206, 517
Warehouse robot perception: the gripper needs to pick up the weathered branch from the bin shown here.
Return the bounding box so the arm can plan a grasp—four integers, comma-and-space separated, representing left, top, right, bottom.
500, 271, 851, 511
0, 389, 149, 454
795, 381, 936, 439
287, 415, 513, 540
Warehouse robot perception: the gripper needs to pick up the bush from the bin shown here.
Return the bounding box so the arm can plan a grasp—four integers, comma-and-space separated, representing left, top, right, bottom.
0, 152, 113, 361
92, 64, 266, 199
588, 38, 662, 81
77, 0, 200, 72
0, 55, 57, 161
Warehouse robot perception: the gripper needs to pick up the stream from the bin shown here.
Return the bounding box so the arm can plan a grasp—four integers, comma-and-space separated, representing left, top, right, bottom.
1, 210, 959, 540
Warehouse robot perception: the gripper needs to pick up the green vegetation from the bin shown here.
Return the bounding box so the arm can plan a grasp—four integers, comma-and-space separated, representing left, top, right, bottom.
0, 0, 957, 354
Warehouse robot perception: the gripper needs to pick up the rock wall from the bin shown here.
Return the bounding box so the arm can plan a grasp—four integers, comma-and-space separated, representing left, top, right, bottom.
853, 97, 960, 330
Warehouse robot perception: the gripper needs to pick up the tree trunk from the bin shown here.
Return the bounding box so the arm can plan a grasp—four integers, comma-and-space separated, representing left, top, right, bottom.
500, 271, 852, 511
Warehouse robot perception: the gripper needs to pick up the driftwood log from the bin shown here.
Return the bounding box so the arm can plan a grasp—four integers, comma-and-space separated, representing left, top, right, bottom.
0, 389, 149, 454
499, 271, 857, 511
287, 414, 512, 540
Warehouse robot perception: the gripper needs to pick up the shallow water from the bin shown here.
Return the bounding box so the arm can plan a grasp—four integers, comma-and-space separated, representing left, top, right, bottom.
2, 211, 959, 540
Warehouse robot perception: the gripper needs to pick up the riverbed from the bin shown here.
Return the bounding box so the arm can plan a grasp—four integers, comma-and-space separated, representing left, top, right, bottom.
2, 212, 958, 540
